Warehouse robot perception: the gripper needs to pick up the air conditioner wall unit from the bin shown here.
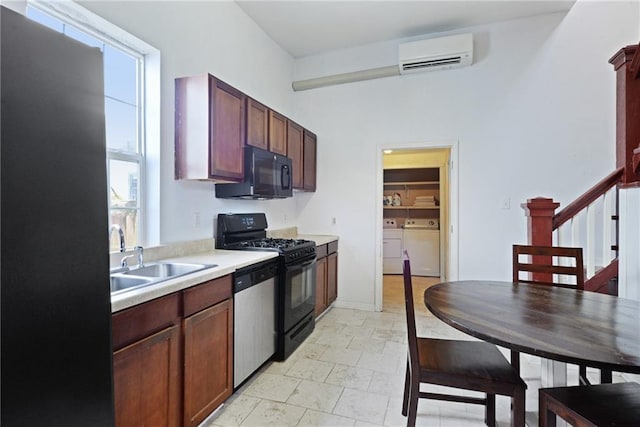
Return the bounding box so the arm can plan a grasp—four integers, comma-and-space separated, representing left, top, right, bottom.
399, 33, 473, 74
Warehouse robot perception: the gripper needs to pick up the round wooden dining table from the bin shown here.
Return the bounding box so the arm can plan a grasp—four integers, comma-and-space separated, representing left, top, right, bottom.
424, 281, 640, 375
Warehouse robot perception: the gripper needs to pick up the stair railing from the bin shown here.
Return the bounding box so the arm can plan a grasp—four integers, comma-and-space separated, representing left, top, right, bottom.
523, 167, 624, 294
522, 41, 640, 295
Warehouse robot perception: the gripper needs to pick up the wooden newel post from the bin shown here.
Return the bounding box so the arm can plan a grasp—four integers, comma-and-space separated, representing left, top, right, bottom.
609, 43, 640, 186
521, 197, 560, 282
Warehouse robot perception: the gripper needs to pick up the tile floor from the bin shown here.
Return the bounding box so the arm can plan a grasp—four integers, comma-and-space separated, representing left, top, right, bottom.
205, 276, 620, 427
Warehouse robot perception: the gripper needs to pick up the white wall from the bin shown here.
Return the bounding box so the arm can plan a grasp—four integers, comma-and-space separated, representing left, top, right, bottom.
72, 1, 639, 310
292, 1, 639, 309
80, 1, 299, 244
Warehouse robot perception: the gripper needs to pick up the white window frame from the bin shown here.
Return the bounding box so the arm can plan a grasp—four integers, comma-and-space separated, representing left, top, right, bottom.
24, 0, 161, 249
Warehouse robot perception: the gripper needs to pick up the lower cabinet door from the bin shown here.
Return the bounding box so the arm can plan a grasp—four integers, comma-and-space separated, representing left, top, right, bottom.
113, 325, 181, 427
183, 298, 233, 427
315, 256, 328, 317
327, 252, 338, 304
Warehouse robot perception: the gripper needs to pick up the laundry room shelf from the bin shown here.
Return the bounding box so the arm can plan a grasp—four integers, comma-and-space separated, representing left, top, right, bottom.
383, 181, 439, 187
383, 206, 439, 210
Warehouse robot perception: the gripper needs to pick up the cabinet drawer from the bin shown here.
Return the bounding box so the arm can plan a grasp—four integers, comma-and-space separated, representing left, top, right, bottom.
112, 293, 181, 351
183, 275, 232, 317
328, 240, 338, 255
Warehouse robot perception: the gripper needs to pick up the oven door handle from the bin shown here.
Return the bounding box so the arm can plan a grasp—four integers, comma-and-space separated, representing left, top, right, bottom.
288, 256, 317, 271
300, 258, 316, 268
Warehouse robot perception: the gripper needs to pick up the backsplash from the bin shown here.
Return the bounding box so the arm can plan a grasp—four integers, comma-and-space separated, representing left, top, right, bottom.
267, 226, 298, 239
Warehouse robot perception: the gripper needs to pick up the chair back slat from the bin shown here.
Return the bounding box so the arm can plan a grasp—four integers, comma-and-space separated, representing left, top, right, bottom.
512, 244, 584, 289
402, 250, 420, 373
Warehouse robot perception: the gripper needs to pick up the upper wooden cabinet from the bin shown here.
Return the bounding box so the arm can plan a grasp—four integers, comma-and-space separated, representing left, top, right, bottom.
268, 110, 287, 155
303, 130, 317, 191
287, 120, 304, 189
246, 98, 268, 150
175, 72, 317, 190
175, 74, 246, 182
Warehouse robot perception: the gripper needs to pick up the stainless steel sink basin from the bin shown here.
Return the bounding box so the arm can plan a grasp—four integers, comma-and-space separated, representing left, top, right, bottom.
110, 275, 154, 294
110, 262, 217, 295
122, 262, 216, 279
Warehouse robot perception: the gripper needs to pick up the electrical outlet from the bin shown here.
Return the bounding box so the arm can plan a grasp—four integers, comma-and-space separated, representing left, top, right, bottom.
194, 212, 201, 227
500, 198, 511, 210
332, 217, 337, 225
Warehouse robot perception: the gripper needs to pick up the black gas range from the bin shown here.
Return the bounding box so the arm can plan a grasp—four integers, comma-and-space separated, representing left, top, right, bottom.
221, 237, 316, 264
216, 213, 317, 361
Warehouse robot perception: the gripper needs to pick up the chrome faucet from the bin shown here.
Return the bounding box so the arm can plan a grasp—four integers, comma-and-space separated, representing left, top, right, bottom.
108, 225, 144, 270
134, 246, 144, 268
109, 224, 125, 253
119, 253, 134, 269
119, 246, 144, 270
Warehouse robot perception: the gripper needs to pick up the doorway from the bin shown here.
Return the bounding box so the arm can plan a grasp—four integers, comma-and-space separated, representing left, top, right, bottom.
374, 143, 459, 312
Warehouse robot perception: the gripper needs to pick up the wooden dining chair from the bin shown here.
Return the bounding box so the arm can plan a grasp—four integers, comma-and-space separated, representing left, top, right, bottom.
539, 382, 640, 426
512, 244, 606, 385
401, 250, 526, 427
512, 244, 584, 288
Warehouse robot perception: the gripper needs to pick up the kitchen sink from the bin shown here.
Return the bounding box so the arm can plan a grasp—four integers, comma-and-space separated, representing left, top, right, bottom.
122, 262, 216, 279
110, 262, 218, 295
110, 275, 155, 293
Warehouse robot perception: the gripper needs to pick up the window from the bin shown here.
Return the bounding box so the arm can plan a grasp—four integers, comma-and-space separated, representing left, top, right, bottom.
26, 2, 151, 252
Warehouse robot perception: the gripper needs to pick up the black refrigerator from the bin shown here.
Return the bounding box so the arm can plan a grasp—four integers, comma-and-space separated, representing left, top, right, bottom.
1, 6, 115, 426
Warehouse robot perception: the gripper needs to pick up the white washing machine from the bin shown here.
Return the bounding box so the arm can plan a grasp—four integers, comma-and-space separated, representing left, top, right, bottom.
402, 219, 440, 277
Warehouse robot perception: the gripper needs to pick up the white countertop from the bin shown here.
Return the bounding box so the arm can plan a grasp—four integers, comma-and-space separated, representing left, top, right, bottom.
110, 235, 338, 313
110, 249, 278, 313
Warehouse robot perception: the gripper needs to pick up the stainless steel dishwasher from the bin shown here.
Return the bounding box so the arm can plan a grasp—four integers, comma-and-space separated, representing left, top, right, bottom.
233, 259, 278, 388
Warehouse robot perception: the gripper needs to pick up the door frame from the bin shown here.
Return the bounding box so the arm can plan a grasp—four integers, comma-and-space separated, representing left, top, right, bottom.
374, 140, 459, 311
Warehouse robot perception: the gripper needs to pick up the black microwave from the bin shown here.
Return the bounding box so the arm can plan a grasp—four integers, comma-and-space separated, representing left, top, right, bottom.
215, 147, 293, 199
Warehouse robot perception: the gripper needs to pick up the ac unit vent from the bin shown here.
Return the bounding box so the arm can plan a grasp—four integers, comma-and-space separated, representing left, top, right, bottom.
399, 33, 473, 74
402, 56, 463, 72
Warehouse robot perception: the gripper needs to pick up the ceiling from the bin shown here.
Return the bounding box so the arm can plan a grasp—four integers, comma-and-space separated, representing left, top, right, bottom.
236, 1, 575, 58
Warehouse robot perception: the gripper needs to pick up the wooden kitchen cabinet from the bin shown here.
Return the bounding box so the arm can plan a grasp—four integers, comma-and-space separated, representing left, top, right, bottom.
327, 251, 337, 304
268, 110, 287, 155
112, 294, 181, 427
315, 256, 328, 317
183, 275, 233, 427
303, 129, 317, 191
113, 326, 181, 427
175, 74, 246, 181
315, 240, 338, 317
288, 120, 304, 189
176, 72, 320, 185
112, 274, 234, 427
246, 97, 268, 150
